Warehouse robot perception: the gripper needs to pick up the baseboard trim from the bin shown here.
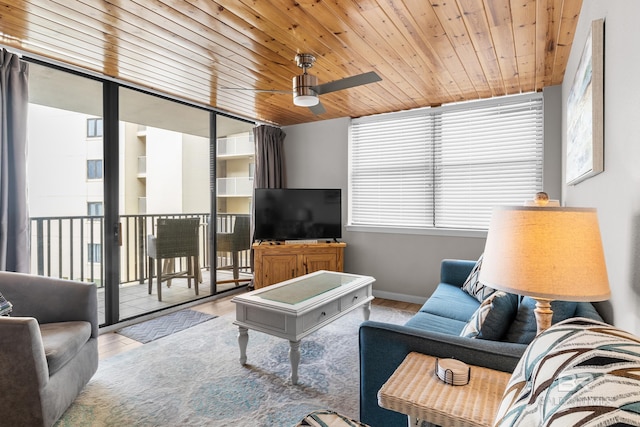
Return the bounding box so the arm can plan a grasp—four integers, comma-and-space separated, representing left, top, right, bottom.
373, 290, 427, 305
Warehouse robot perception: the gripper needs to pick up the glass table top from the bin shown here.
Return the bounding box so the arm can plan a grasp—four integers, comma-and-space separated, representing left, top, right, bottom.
258, 272, 361, 305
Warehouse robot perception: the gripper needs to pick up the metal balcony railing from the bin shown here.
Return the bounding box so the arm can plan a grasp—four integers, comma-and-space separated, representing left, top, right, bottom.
29, 213, 251, 288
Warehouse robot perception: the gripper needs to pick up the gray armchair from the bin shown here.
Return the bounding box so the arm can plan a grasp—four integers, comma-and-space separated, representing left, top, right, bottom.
0, 272, 99, 427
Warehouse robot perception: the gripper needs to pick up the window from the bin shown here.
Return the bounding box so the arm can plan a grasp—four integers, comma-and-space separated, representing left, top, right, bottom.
88, 243, 102, 263
349, 94, 543, 231
87, 159, 103, 180
87, 118, 103, 138
87, 202, 103, 216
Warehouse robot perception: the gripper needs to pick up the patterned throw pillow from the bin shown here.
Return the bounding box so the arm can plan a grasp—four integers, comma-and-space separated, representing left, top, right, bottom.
494, 318, 640, 426
459, 291, 512, 339
296, 410, 370, 427
0, 291, 12, 316
461, 254, 495, 302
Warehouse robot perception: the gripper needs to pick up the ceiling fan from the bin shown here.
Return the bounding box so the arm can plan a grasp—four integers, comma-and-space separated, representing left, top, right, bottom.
222, 53, 382, 115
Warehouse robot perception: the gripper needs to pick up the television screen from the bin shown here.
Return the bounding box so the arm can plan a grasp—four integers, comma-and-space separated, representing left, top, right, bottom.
254, 188, 342, 241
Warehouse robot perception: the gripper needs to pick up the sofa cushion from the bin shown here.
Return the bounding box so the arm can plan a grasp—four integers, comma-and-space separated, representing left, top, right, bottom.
461, 254, 495, 302
459, 291, 519, 340
419, 283, 479, 322
503, 297, 578, 344
40, 321, 92, 375
494, 318, 640, 426
404, 312, 467, 335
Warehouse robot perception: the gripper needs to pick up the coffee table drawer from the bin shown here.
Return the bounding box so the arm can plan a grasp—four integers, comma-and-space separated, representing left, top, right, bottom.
341, 287, 369, 310
302, 300, 340, 330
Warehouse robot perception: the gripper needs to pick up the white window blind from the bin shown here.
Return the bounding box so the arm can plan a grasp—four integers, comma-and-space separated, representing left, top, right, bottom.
350, 111, 434, 228
349, 94, 543, 231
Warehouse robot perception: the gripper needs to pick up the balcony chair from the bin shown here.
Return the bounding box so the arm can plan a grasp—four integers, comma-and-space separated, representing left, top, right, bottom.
147, 217, 200, 301
216, 214, 251, 283
0, 273, 98, 427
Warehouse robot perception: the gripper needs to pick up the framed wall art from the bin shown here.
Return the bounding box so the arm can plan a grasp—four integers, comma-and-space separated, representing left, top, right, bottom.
566, 18, 604, 185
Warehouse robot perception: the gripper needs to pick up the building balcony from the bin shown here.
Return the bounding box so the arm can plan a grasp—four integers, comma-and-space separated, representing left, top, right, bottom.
216, 177, 253, 197
217, 134, 254, 158
29, 213, 252, 325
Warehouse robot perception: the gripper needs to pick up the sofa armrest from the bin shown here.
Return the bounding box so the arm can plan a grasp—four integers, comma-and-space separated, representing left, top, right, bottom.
359, 320, 526, 427
0, 317, 49, 390
440, 259, 476, 288
0, 272, 98, 338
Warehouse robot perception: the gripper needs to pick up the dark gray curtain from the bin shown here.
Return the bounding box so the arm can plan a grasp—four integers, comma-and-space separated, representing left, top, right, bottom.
0, 49, 29, 272
250, 125, 286, 279
254, 124, 286, 189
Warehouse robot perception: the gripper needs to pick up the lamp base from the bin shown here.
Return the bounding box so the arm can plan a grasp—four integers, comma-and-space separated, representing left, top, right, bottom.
533, 298, 553, 335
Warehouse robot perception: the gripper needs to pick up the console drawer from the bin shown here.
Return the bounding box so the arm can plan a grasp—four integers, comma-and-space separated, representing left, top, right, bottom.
302, 300, 340, 331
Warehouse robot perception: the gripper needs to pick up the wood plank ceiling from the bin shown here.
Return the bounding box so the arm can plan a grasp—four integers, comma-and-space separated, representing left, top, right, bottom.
0, 0, 583, 127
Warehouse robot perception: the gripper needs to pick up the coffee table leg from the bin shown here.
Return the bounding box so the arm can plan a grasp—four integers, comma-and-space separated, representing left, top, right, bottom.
289, 340, 301, 385
238, 326, 248, 365
363, 301, 372, 320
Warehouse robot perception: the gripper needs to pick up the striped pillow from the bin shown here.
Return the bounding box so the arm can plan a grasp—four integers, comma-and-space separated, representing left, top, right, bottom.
461, 254, 495, 302
494, 317, 640, 426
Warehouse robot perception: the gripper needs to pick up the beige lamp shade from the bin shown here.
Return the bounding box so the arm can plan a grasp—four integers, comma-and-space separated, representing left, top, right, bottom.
479, 206, 610, 302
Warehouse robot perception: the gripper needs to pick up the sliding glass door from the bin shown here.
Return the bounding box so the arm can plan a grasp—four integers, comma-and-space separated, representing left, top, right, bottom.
26, 61, 256, 326
27, 63, 107, 322
215, 116, 255, 292
116, 87, 212, 319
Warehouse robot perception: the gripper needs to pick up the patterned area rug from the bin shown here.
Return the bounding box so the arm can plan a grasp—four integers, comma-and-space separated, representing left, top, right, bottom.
56, 305, 413, 427
116, 309, 218, 343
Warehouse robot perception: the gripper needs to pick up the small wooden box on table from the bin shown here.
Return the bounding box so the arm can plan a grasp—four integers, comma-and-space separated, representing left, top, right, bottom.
378, 352, 510, 427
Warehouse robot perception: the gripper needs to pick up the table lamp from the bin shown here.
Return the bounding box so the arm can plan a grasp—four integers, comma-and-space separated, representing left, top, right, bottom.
478, 199, 610, 334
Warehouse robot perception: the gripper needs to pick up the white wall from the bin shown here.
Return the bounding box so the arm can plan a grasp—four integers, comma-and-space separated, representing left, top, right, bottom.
563, 0, 640, 334
283, 92, 563, 303
146, 128, 183, 214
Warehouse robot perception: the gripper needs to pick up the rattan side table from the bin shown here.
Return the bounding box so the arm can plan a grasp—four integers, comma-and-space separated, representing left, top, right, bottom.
377, 352, 511, 427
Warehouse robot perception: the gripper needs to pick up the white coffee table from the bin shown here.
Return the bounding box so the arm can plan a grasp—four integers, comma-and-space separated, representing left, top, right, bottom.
232, 270, 375, 384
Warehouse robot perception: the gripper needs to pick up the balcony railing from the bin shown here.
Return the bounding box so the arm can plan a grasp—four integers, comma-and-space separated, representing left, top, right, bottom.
29, 213, 251, 288
216, 177, 253, 197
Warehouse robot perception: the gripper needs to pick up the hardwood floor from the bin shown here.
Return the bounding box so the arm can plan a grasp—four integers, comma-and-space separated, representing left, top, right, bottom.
98, 295, 421, 360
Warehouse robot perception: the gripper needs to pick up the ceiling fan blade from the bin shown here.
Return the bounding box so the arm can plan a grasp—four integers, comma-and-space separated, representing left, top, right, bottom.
314, 71, 382, 95
220, 87, 292, 94
309, 101, 326, 115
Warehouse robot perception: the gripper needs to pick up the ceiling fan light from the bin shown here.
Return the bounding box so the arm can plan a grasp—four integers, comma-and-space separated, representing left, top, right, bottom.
293, 73, 319, 107
294, 94, 319, 107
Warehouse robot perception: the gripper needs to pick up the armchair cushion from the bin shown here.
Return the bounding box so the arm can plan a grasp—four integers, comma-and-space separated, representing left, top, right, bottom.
40, 321, 92, 375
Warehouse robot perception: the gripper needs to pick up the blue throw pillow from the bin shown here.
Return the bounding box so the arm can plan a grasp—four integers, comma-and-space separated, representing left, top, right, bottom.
504, 297, 578, 344
478, 292, 519, 341
459, 291, 519, 340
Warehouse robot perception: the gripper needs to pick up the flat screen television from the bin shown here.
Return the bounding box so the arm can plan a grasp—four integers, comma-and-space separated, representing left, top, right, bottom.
254, 188, 342, 241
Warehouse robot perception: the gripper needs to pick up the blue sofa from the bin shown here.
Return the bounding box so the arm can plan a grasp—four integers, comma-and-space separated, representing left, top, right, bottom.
359, 259, 605, 427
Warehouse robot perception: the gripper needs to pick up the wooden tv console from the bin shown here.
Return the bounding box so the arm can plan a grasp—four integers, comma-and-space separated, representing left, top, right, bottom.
252, 242, 346, 289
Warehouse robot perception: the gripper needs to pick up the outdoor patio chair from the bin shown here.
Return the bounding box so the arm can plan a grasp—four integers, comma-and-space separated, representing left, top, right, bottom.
217, 215, 251, 282
147, 217, 200, 301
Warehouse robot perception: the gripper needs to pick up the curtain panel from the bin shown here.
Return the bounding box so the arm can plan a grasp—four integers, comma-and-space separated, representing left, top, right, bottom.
0, 49, 29, 272
253, 125, 286, 190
